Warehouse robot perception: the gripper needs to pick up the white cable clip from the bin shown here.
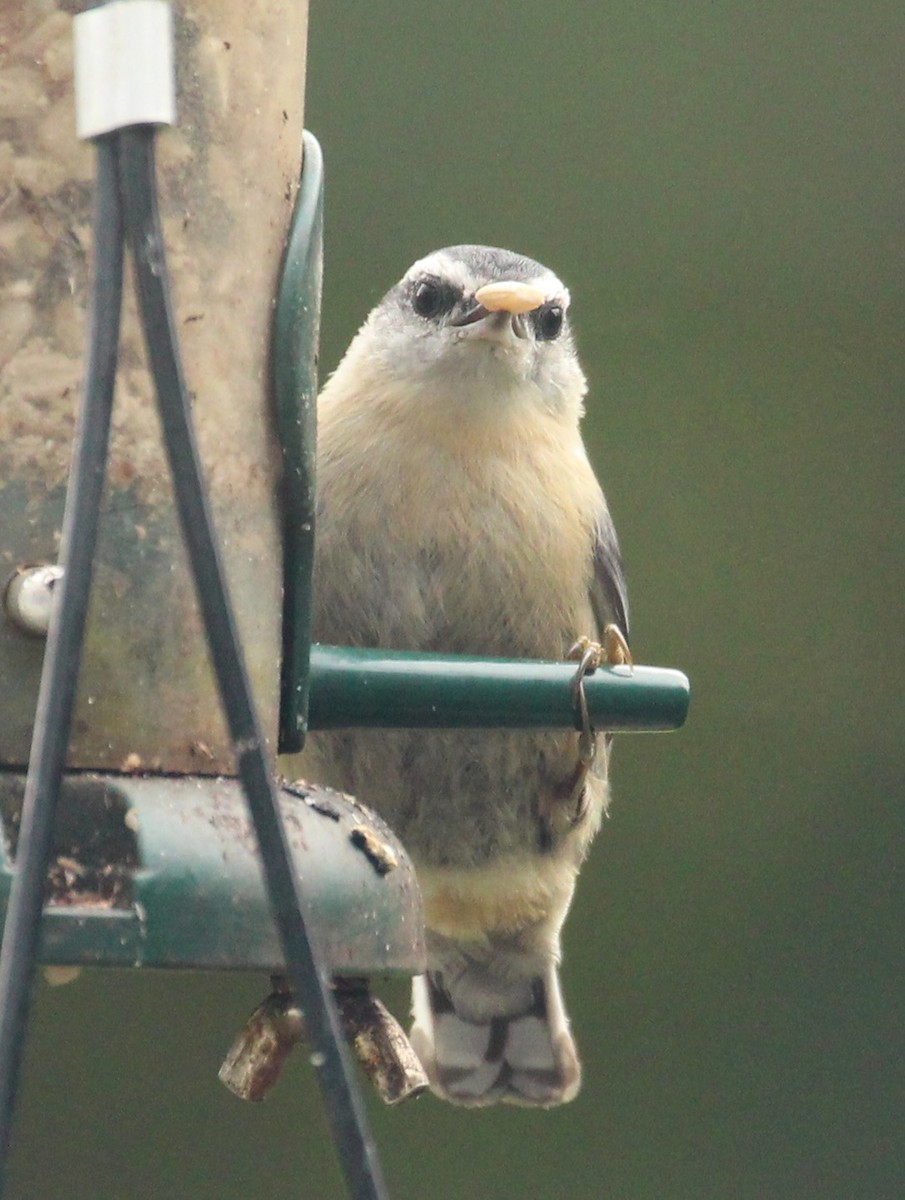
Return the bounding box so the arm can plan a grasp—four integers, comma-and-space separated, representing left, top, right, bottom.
74, 0, 176, 140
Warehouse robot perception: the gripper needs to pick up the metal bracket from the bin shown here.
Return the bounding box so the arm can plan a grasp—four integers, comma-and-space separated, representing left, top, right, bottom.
275, 130, 323, 753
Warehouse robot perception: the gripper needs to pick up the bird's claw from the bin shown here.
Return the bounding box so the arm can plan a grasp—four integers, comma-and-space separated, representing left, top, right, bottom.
565, 637, 600, 776
602, 623, 632, 668
566, 625, 632, 701
566, 635, 603, 707
565, 625, 633, 809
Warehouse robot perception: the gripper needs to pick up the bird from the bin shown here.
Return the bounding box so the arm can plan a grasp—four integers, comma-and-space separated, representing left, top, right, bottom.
299, 244, 629, 1107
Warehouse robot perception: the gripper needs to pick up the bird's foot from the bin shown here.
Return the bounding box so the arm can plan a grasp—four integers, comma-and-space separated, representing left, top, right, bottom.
563, 626, 632, 817
566, 625, 633, 703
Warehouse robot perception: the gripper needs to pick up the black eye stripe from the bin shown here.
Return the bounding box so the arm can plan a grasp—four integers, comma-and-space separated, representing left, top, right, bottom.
407, 275, 567, 336
411, 277, 460, 319
533, 302, 564, 340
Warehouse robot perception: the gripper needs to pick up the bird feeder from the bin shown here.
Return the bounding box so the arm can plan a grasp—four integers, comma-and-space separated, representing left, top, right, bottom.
0, 3, 689, 1198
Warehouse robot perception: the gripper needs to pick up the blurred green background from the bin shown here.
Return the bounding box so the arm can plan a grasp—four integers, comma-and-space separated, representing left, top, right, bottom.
10, 1, 904, 1197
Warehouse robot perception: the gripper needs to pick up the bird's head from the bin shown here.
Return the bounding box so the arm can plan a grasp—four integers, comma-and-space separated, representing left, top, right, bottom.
327, 245, 588, 422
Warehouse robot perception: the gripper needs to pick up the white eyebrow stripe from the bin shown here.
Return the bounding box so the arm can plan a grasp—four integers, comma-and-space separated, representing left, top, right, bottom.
524, 276, 570, 308
407, 252, 477, 292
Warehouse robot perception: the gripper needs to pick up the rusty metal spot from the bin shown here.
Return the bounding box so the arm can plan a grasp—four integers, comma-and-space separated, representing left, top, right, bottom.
0, 775, 138, 908
349, 825, 397, 876
282, 780, 342, 822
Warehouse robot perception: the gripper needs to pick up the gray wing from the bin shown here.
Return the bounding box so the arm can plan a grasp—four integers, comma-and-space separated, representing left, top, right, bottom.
589, 504, 629, 642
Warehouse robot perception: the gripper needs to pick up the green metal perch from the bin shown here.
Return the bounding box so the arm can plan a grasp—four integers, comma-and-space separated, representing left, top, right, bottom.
307, 644, 689, 733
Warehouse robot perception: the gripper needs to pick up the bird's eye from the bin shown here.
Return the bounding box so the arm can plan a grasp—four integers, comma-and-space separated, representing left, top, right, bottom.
412, 278, 456, 320
534, 303, 564, 341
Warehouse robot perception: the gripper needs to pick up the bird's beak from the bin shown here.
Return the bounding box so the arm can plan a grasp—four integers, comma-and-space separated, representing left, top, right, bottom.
449, 281, 545, 340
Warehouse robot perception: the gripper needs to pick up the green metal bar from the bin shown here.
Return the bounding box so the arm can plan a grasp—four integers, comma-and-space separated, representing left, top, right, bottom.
275, 131, 323, 753
307, 645, 690, 732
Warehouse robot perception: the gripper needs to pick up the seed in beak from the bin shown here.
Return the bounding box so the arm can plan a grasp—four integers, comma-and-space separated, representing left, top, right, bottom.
473, 281, 546, 314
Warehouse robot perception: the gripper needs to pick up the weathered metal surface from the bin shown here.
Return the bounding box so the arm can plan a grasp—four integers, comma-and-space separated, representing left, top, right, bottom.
0, 773, 426, 975
0, 1, 310, 773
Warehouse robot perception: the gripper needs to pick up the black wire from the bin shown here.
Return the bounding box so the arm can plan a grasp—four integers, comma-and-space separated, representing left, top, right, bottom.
0, 134, 125, 1194
116, 126, 388, 1200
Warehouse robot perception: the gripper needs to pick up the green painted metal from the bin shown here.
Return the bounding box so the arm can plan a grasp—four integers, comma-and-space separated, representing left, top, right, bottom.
0, 773, 424, 975
275, 130, 324, 754
307, 644, 690, 732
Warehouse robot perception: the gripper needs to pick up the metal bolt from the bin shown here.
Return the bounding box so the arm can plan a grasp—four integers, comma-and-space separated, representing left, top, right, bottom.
3, 564, 65, 637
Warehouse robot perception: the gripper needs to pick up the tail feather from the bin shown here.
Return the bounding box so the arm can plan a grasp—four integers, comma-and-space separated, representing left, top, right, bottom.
410, 967, 581, 1107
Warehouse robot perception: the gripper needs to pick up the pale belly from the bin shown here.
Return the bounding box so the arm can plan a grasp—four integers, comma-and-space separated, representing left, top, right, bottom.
301, 412, 607, 870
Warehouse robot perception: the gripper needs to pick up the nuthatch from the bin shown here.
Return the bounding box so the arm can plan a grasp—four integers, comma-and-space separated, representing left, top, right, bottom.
302, 245, 629, 1106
